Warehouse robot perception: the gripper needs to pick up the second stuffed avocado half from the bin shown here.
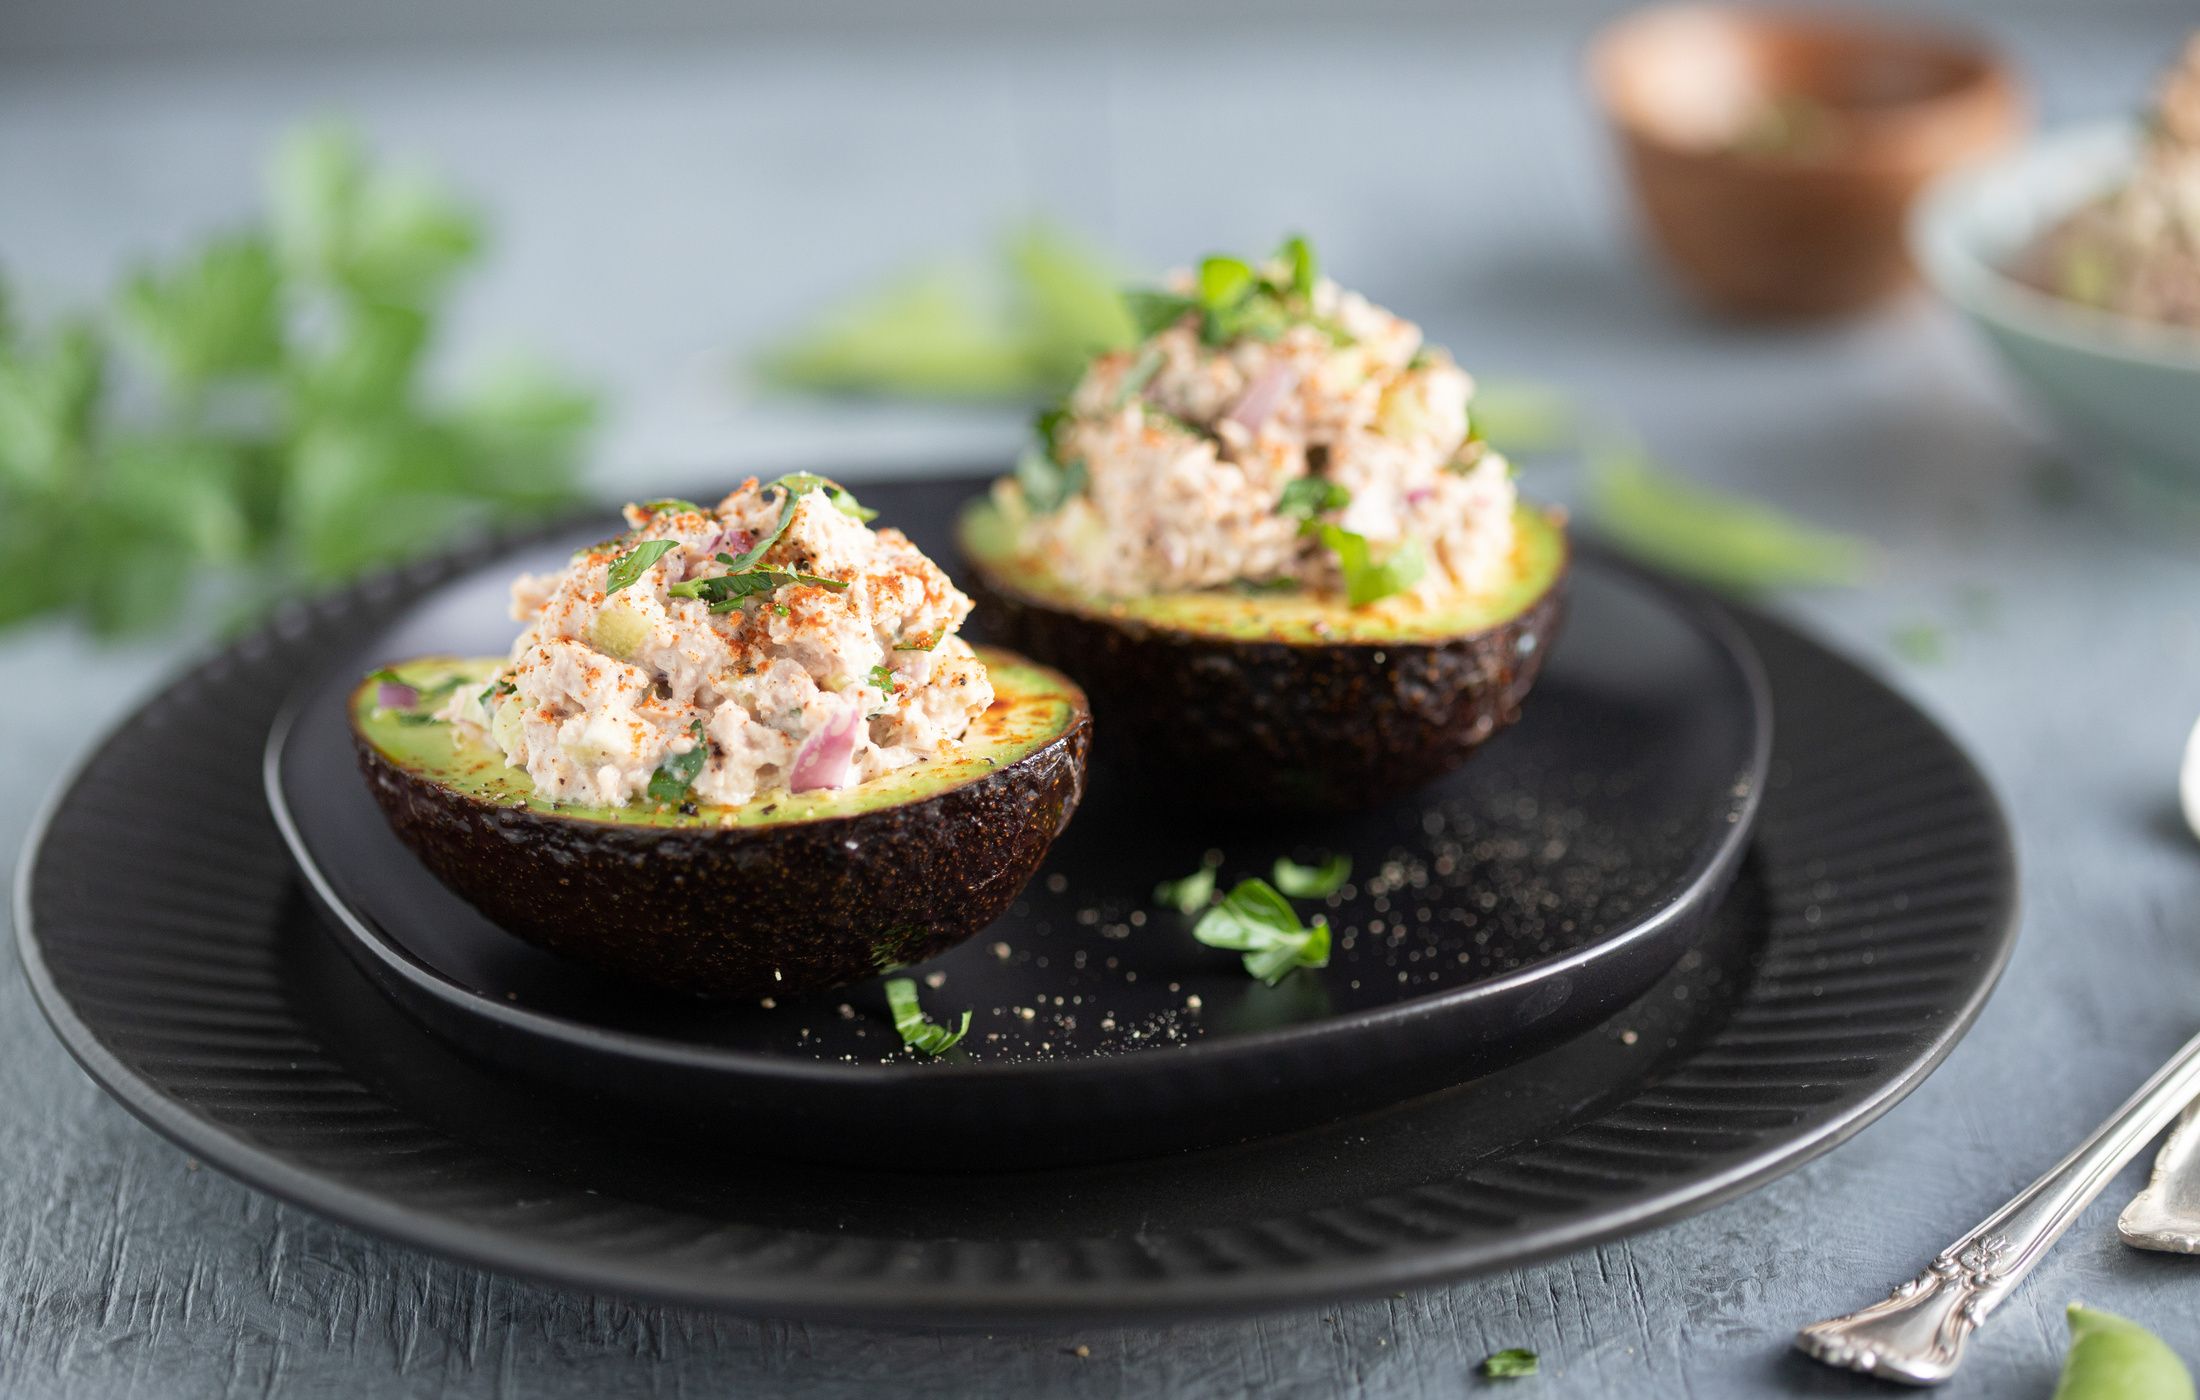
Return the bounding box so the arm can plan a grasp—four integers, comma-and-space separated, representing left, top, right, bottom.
959, 236, 1569, 810
350, 475, 1090, 1001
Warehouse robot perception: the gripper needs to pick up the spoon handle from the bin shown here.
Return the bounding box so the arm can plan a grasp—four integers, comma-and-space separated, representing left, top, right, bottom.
1795, 1029, 2200, 1387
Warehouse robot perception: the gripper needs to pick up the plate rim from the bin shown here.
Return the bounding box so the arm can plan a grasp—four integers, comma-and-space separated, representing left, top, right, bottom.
259, 531, 1773, 1088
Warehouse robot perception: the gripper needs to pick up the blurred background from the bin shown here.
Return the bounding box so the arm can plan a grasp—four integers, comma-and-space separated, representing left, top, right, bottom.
0, 0, 2185, 529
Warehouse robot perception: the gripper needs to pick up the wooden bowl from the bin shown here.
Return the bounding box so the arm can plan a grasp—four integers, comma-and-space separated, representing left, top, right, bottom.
1589, 4, 2023, 319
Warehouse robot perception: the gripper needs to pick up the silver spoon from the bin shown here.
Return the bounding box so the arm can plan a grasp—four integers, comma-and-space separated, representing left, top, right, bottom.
2119, 1100, 2200, 1253
1796, 1029, 2200, 1386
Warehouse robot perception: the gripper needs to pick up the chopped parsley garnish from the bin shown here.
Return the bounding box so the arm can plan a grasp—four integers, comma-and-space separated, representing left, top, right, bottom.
1272, 853, 1350, 899
1154, 853, 1222, 914
1481, 1350, 1538, 1379
669, 567, 847, 612
604, 539, 679, 594
1309, 523, 1425, 607
1193, 877, 1331, 986
640, 498, 704, 515
1111, 343, 1166, 410
646, 720, 707, 804
869, 664, 897, 694
477, 677, 517, 706
1016, 448, 1088, 515
1124, 289, 1200, 339
770, 471, 878, 522
895, 630, 944, 651
1197, 255, 1258, 310
1276, 477, 1350, 520
884, 977, 971, 1056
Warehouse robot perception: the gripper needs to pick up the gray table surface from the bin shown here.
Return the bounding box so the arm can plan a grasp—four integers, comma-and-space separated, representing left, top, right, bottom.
8, 9, 2200, 1396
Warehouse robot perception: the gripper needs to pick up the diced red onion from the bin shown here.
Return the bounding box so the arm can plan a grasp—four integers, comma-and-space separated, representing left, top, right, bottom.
376, 680, 420, 709
1405, 486, 1436, 507
789, 694, 860, 792
1223, 361, 1299, 434
703, 528, 754, 558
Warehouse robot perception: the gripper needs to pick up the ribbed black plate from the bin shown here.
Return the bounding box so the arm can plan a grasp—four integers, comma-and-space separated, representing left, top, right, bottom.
15, 489, 2016, 1325
261, 484, 1765, 1169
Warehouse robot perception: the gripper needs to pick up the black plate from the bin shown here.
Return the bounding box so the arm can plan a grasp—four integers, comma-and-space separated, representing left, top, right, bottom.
16, 484, 2016, 1325
263, 481, 1765, 1167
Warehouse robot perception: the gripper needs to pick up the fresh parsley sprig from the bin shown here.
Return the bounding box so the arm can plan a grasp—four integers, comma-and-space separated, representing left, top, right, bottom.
884, 977, 972, 1056
1154, 852, 1223, 915
1277, 477, 1350, 521
1193, 878, 1332, 986
669, 563, 848, 612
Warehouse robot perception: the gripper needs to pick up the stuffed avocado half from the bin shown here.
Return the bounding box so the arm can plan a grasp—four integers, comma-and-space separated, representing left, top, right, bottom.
352, 476, 1090, 1000
960, 236, 1568, 809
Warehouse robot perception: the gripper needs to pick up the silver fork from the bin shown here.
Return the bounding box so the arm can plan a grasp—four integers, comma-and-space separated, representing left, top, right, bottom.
1795, 1029, 2200, 1386
2120, 1100, 2200, 1253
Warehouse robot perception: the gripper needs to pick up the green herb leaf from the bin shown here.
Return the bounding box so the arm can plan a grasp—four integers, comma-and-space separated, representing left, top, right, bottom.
1481, 1349, 1539, 1379
1193, 878, 1331, 986
1273, 853, 1350, 899
1278, 233, 1318, 299
1154, 855, 1221, 914
1277, 476, 1351, 520
605, 539, 679, 595
769, 471, 877, 522
2051, 1306, 2191, 1400
1123, 290, 1200, 340
1311, 523, 1425, 607
1196, 256, 1258, 311
641, 498, 704, 515
646, 719, 708, 804
1586, 443, 1871, 595
895, 630, 944, 652
869, 664, 896, 694
1111, 343, 1166, 410
669, 568, 848, 611
884, 977, 972, 1056
1015, 448, 1088, 515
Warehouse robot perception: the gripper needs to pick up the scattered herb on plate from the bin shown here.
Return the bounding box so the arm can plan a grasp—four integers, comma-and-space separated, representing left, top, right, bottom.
884, 977, 972, 1056
1193, 877, 1331, 985
1273, 852, 1350, 899
1154, 852, 1223, 914
1481, 1348, 1539, 1380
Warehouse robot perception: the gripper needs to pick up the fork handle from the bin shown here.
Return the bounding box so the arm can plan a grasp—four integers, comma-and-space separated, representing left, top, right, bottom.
1795, 1029, 2200, 1386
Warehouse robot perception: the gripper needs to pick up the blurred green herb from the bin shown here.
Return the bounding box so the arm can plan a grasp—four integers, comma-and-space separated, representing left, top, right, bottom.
1154, 851, 1223, 915
1889, 620, 1947, 665
2051, 1305, 2193, 1400
1273, 852, 1350, 899
1310, 522, 1426, 607
1586, 441, 1872, 595
0, 122, 596, 636
755, 225, 1135, 401
1277, 477, 1351, 520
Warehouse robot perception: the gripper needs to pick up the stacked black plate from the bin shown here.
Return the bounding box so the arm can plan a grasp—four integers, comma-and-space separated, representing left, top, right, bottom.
16, 475, 2016, 1323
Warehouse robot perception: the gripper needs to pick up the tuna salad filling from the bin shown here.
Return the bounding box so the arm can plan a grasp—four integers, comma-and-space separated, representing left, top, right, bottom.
997, 236, 1518, 607
440, 475, 992, 809
2015, 35, 2200, 329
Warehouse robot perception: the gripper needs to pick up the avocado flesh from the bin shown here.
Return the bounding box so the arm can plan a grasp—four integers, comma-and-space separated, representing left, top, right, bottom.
956, 498, 1566, 644
352, 646, 1091, 1001
355, 651, 1083, 829
955, 498, 1567, 810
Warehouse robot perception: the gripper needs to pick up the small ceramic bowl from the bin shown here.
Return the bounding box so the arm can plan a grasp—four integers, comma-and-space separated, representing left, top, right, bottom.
1912, 122, 2200, 510
1589, 4, 2022, 319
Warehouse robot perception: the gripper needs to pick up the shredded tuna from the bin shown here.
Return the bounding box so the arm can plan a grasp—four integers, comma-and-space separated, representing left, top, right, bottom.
441, 478, 992, 809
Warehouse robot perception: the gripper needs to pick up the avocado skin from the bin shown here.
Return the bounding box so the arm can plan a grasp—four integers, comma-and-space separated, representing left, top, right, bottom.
353, 712, 1090, 1000
962, 561, 1565, 811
